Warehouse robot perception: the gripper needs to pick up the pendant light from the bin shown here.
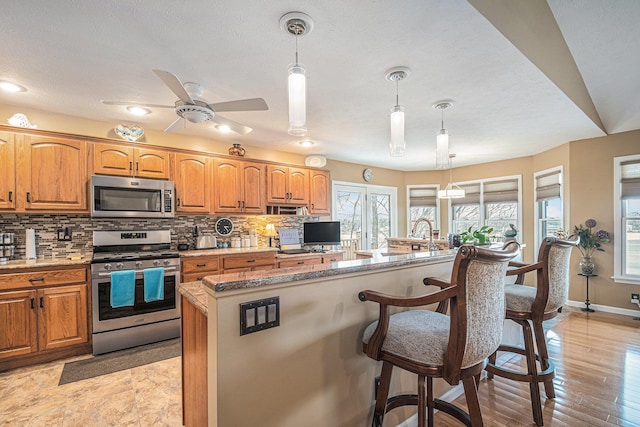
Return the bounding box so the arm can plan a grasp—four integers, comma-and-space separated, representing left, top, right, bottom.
433, 101, 453, 169
280, 12, 314, 137
385, 67, 411, 157
438, 154, 466, 199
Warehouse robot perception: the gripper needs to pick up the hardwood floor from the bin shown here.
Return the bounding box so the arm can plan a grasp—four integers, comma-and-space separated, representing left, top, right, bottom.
435, 307, 640, 426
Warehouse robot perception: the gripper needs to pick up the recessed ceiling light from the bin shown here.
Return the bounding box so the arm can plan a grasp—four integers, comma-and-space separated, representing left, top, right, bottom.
126, 106, 151, 116
216, 124, 231, 133
299, 140, 314, 147
0, 80, 27, 93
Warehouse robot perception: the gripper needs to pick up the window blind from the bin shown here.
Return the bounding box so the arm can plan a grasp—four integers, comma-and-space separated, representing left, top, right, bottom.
535, 170, 561, 201
451, 183, 480, 205
484, 179, 519, 203
621, 160, 640, 199
409, 187, 437, 207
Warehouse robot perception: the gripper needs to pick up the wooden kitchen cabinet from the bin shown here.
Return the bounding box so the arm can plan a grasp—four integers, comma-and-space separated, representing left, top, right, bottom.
266, 165, 309, 205
0, 266, 90, 369
221, 252, 275, 273
309, 169, 331, 215
213, 159, 266, 213
93, 142, 170, 179
0, 132, 16, 210
18, 135, 88, 211
172, 153, 212, 214
277, 255, 322, 268
181, 255, 220, 282
322, 252, 344, 263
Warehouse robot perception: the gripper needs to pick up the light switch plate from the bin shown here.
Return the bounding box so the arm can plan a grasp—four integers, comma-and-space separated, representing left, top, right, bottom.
240, 296, 280, 335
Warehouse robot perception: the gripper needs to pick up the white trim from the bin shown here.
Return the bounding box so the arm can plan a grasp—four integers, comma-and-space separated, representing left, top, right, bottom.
611, 276, 640, 285
406, 184, 441, 236
533, 165, 564, 251
566, 299, 640, 317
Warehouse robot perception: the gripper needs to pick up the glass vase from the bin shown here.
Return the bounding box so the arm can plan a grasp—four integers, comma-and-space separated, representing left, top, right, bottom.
579, 256, 595, 275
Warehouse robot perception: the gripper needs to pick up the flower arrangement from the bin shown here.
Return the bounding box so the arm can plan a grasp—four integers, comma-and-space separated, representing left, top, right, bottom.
573, 218, 610, 257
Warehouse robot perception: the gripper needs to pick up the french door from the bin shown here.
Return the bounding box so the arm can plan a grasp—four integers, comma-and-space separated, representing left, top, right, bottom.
332, 182, 397, 250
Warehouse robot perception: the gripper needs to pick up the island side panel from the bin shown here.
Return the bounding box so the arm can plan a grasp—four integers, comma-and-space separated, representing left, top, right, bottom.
206, 259, 454, 427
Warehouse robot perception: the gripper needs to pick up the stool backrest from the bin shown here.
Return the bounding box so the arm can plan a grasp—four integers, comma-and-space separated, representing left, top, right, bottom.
535, 236, 579, 314
444, 241, 520, 383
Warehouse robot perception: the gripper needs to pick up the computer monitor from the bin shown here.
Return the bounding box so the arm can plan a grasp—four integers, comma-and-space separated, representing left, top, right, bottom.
303, 221, 341, 246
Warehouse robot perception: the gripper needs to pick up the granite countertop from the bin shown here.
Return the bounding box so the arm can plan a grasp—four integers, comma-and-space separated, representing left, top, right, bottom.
178, 281, 208, 316
0, 256, 91, 271
179, 247, 278, 257
203, 249, 457, 293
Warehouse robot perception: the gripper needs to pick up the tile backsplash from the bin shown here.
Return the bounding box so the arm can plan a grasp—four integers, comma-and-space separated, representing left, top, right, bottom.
0, 214, 318, 259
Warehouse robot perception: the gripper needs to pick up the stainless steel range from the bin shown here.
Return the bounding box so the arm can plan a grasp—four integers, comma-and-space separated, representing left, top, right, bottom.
91, 230, 180, 355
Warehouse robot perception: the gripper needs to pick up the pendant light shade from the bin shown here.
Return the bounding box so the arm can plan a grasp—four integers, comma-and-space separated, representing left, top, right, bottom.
433, 101, 453, 169
280, 12, 314, 137
438, 154, 465, 199
288, 64, 307, 136
385, 67, 410, 157
389, 104, 406, 157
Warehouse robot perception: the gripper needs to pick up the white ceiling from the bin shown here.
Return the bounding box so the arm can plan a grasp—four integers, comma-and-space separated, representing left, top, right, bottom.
0, 0, 638, 171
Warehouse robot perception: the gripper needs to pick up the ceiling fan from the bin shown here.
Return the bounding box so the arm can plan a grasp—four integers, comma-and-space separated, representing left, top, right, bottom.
101, 69, 268, 135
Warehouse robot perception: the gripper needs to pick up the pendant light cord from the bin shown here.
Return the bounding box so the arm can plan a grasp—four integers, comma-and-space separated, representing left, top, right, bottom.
295, 33, 299, 66
396, 79, 399, 106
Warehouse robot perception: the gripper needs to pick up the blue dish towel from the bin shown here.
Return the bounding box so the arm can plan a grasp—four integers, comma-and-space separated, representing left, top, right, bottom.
110, 270, 136, 308
144, 267, 165, 302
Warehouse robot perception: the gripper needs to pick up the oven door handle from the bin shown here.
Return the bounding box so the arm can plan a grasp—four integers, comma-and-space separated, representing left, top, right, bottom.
96, 266, 178, 277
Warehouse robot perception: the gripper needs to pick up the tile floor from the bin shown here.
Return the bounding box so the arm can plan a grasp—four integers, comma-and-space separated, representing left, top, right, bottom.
0, 354, 182, 427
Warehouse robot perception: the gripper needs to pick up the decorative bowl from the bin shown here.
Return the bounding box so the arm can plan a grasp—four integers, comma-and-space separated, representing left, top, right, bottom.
115, 124, 144, 142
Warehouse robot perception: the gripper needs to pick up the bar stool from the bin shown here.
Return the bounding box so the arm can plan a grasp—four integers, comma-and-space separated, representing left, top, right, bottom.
359, 241, 520, 427
485, 236, 579, 426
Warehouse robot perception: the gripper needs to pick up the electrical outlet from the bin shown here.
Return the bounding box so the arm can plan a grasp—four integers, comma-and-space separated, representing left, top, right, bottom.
631, 293, 639, 302
56, 228, 72, 241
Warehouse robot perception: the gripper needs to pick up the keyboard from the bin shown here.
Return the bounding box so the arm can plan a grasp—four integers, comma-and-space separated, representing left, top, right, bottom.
279, 249, 311, 254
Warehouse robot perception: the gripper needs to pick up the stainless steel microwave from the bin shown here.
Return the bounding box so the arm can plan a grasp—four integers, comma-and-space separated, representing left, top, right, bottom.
90, 176, 174, 218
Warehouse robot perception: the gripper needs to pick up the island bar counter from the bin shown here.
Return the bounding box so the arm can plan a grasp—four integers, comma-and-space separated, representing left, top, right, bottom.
198, 251, 458, 427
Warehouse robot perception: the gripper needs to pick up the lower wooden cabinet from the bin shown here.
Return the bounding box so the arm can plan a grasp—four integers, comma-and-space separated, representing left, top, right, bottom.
222, 252, 275, 273
0, 267, 90, 369
181, 255, 220, 282
277, 255, 322, 269
322, 253, 344, 263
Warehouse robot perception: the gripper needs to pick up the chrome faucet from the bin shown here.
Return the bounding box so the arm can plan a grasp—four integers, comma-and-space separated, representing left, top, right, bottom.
410, 218, 439, 252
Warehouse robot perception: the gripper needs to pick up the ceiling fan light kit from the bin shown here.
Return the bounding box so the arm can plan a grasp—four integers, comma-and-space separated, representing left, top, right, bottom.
281, 12, 313, 137
385, 67, 410, 157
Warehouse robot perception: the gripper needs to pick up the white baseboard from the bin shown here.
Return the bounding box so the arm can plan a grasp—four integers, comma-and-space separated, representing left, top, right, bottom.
566, 299, 640, 318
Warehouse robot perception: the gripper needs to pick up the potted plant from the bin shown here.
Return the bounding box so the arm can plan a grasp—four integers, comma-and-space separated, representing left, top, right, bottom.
460, 225, 494, 246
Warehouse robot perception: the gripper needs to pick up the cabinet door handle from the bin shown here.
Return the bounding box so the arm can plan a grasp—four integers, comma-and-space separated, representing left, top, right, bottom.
247, 259, 256, 263
242, 201, 245, 209
28, 277, 45, 283
196, 263, 207, 267
311, 203, 315, 210
30, 298, 35, 310
26, 192, 31, 203
136, 162, 139, 172
39, 297, 44, 308
129, 161, 133, 172
297, 261, 304, 264
238, 201, 241, 208
8, 191, 12, 202
177, 198, 181, 207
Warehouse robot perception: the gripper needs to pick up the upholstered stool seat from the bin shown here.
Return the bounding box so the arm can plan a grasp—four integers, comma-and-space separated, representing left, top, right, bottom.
485, 236, 579, 426
359, 242, 520, 427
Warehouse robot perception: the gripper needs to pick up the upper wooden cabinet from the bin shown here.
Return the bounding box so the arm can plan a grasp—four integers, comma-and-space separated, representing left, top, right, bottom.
0, 132, 16, 210
93, 142, 170, 179
172, 153, 212, 214
266, 165, 309, 205
213, 159, 266, 214
18, 136, 87, 211
309, 170, 331, 215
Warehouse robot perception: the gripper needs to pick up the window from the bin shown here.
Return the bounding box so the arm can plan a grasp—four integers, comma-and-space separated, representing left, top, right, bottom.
407, 185, 440, 237
332, 181, 398, 250
614, 155, 640, 284
449, 176, 521, 240
534, 167, 563, 250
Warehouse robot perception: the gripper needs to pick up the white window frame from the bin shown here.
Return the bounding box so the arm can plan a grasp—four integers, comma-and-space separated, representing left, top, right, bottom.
332, 181, 398, 250
446, 175, 522, 239
533, 166, 565, 251
613, 154, 640, 285
406, 184, 441, 237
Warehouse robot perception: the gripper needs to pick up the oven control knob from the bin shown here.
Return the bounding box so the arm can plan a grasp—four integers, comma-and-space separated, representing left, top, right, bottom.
116, 262, 124, 269
153, 260, 160, 266
135, 261, 142, 268
104, 263, 112, 271
163, 259, 171, 265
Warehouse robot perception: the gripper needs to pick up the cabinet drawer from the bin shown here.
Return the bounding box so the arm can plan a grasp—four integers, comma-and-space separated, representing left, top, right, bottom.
222, 253, 275, 270
182, 256, 220, 274
322, 253, 344, 263
223, 265, 274, 274
278, 256, 322, 268
0, 268, 87, 291
182, 272, 219, 283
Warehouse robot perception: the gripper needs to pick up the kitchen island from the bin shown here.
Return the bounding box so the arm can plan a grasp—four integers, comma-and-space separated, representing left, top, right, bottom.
179, 250, 458, 427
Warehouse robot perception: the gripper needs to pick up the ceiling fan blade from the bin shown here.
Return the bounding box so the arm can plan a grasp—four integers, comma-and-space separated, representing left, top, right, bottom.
152, 69, 194, 104
208, 98, 269, 113
164, 117, 185, 133
100, 100, 174, 108
212, 115, 253, 135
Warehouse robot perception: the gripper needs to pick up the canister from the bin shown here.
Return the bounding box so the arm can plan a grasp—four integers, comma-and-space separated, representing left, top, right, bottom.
2, 245, 15, 257
231, 237, 241, 248
2, 233, 14, 244
242, 235, 251, 247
